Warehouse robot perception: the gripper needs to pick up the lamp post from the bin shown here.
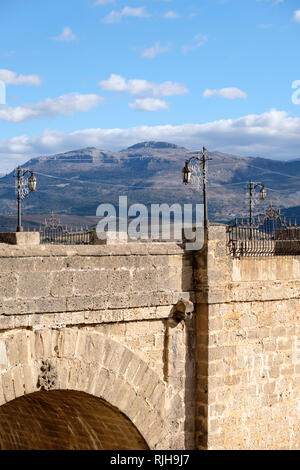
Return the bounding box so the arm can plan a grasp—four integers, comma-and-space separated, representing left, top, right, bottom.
182, 146, 212, 231
14, 166, 37, 232
247, 181, 267, 226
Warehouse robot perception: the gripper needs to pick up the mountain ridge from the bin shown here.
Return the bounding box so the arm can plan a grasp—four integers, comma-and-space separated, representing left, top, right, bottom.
0, 142, 299, 227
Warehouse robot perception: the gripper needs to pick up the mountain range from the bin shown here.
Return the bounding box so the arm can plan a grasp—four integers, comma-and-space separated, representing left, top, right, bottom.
0, 141, 299, 231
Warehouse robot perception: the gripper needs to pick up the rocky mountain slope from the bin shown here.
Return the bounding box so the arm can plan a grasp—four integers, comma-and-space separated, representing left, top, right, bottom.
0, 142, 299, 228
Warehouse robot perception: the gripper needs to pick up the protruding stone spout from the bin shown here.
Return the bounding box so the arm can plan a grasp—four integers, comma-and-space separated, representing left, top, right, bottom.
169, 298, 194, 327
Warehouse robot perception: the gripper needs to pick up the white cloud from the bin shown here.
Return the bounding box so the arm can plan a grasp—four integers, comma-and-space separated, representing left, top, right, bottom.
293, 10, 300, 23
0, 82, 5, 105
2, 51, 15, 57
53, 27, 77, 42
102, 6, 150, 23
95, 0, 114, 5
164, 11, 181, 19
98, 74, 188, 96
0, 69, 42, 86
141, 42, 171, 59
182, 34, 207, 54
2, 109, 300, 166
203, 87, 248, 100
129, 98, 169, 111
256, 0, 284, 4
0, 93, 104, 122
257, 23, 273, 29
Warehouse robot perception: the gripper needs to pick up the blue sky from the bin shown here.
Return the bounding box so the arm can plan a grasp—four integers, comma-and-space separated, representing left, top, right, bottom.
1, 0, 300, 170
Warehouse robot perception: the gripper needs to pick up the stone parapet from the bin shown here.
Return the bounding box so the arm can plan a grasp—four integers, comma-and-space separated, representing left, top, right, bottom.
0, 232, 40, 246
0, 241, 185, 257
89, 231, 128, 245
194, 223, 300, 450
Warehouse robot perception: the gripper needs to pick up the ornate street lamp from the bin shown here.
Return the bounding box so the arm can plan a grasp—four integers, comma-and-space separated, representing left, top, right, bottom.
182, 161, 193, 185
182, 146, 212, 231
248, 181, 267, 226
14, 166, 37, 232
28, 172, 37, 192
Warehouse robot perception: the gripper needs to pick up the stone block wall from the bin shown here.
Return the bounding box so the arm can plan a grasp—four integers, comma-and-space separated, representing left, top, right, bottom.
0, 244, 193, 328
0, 230, 299, 450
0, 242, 196, 449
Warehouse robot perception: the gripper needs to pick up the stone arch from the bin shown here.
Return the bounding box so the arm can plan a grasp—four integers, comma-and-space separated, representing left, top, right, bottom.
0, 390, 149, 450
0, 327, 179, 449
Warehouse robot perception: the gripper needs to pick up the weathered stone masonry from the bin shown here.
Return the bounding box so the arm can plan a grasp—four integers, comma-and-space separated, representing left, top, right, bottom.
0, 243, 195, 450
0, 227, 299, 450
195, 226, 300, 450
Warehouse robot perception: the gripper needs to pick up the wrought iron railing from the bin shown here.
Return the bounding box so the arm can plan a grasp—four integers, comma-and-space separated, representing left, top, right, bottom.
39, 212, 92, 245
227, 204, 300, 257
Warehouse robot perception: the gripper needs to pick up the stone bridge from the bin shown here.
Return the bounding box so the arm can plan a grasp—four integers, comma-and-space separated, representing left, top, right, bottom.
0, 226, 299, 450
